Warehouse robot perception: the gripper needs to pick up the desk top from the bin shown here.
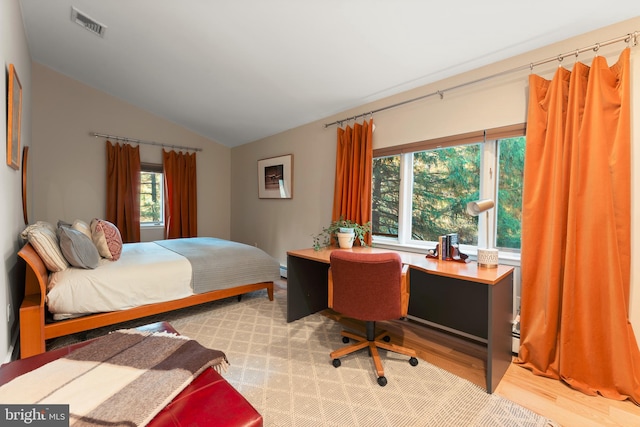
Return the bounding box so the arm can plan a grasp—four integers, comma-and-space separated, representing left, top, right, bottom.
287, 247, 514, 285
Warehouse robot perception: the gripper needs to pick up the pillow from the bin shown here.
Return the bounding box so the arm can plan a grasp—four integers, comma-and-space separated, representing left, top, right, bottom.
20, 222, 69, 272
72, 219, 92, 240
91, 218, 123, 261
58, 225, 100, 269
20, 220, 57, 238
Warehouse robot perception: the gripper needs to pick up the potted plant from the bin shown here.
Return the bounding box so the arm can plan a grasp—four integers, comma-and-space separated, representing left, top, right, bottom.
312, 217, 371, 250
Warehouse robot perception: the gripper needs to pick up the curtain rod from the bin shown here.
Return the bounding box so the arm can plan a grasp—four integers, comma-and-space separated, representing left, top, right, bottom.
324, 30, 638, 128
90, 132, 203, 152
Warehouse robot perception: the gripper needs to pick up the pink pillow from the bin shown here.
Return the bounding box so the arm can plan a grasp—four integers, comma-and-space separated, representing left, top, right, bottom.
90, 219, 123, 261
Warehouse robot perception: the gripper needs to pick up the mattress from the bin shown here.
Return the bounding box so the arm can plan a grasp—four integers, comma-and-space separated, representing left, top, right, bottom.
47, 241, 193, 318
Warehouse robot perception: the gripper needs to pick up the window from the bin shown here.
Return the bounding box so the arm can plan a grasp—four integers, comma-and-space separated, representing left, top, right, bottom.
372, 155, 400, 237
496, 137, 525, 249
140, 163, 164, 225
372, 125, 525, 254
411, 144, 480, 244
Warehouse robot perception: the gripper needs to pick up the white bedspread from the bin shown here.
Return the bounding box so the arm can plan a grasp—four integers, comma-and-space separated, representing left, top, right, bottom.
47, 242, 193, 318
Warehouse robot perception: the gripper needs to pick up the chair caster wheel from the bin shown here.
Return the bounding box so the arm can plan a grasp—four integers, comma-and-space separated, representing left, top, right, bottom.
409, 357, 418, 366
383, 335, 391, 342
332, 359, 341, 368
377, 376, 387, 387
342, 336, 350, 344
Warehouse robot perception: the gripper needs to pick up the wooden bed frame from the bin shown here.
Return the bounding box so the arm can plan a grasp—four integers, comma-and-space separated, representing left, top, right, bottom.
18, 242, 274, 359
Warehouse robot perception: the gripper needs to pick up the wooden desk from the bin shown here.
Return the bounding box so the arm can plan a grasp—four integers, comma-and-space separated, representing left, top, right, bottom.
286, 246, 514, 393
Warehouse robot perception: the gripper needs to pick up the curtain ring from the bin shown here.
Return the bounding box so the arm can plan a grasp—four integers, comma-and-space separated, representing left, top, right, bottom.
437, 90, 444, 100
593, 43, 600, 56
557, 55, 563, 68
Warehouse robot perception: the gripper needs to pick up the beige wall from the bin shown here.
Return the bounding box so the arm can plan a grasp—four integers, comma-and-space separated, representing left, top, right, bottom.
1, 0, 32, 360
231, 17, 640, 336
30, 63, 231, 241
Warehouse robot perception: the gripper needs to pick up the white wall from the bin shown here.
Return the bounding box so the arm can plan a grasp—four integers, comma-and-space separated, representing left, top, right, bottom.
231, 17, 640, 338
1, 0, 32, 360
30, 63, 231, 240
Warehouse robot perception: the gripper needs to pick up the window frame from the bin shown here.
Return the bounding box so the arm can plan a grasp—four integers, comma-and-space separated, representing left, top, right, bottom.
372, 124, 525, 262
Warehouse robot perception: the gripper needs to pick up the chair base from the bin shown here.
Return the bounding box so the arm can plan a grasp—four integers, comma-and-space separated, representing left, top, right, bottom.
330, 322, 418, 385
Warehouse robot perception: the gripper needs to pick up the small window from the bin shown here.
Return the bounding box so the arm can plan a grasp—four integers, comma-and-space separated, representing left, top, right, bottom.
140, 163, 163, 225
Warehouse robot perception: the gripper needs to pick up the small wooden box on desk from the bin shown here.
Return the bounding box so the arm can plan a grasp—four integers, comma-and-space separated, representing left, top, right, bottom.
286, 246, 514, 393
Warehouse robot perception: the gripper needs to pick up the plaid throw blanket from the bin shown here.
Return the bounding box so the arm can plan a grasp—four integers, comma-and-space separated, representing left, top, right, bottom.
0, 329, 228, 426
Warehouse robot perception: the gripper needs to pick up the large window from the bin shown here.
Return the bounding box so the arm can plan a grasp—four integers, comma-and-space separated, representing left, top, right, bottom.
140, 163, 164, 225
372, 125, 525, 254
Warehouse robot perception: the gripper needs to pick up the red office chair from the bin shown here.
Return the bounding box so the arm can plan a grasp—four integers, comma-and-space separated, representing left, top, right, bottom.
328, 251, 419, 386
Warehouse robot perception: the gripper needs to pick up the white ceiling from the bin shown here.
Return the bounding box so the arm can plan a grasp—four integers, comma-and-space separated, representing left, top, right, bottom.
18, 1, 640, 147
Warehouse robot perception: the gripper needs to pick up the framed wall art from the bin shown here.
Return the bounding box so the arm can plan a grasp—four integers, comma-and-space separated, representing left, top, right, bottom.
7, 64, 22, 170
258, 154, 293, 199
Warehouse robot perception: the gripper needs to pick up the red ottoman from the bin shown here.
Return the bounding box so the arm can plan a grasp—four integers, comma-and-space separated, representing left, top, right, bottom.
0, 322, 262, 427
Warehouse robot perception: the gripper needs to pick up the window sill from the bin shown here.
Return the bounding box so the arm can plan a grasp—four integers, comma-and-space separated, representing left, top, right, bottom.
141, 224, 164, 229
372, 240, 521, 266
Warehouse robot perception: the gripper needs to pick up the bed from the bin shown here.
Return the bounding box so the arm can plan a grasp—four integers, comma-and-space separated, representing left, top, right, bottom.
17, 229, 279, 359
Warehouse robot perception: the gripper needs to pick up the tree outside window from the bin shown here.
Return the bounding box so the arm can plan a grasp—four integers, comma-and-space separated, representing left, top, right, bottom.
140, 167, 163, 225
496, 137, 525, 249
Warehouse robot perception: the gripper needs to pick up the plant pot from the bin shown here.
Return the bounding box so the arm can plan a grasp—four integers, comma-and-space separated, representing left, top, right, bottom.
337, 231, 355, 249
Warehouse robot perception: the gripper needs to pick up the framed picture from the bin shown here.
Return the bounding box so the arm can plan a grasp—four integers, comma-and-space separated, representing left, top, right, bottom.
7, 64, 22, 170
258, 154, 293, 199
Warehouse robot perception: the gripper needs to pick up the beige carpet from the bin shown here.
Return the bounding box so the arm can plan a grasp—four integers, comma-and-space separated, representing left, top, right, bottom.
49, 289, 556, 427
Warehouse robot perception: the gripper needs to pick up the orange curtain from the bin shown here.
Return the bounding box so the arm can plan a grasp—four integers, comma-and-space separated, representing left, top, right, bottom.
106, 141, 140, 243
517, 48, 640, 403
163, 149, 197, 239
332, 119, 373, 244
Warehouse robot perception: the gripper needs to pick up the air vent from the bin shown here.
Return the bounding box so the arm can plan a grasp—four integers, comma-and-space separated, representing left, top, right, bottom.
71, 7, 107, 38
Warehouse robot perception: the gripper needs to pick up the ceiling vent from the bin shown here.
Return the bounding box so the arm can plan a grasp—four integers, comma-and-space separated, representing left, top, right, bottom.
70, 7, 107, 38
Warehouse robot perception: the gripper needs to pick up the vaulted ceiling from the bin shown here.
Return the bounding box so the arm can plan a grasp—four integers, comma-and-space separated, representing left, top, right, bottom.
18, 1, 639, 147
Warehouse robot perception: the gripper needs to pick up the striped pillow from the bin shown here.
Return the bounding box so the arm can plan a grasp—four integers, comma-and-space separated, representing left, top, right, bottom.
21, 221, 69, 272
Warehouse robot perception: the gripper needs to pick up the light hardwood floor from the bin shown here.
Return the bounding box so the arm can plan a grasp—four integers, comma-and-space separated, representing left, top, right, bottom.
322, 306, 640, 427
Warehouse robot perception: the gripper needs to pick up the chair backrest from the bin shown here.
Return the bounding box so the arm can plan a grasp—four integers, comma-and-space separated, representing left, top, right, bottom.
329, 251, 403, 321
